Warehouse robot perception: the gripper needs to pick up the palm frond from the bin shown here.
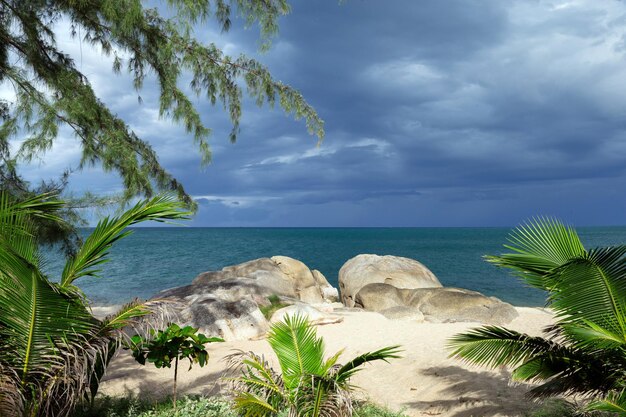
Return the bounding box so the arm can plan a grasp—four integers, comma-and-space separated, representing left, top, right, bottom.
0, 245, 96, 384
548, 246, 626, 339
233, 391, 279, 416
516, 345, 624, 393
587, 389, 626, 414
485, 217, 586, 291
228, 350, 288, 416
0, 192, 59, 267
60, 194, 190, 287
98, 300, 152, 332
448, 326, 561, 368
449, 218, 626, 402
562, 321, 626, 350
0, 191, 65, 227
335, 345, 402, 384
321, 349, 343, 375
233, 316, 401, 417
268, 314, 326, 389
0, 193, 191, 416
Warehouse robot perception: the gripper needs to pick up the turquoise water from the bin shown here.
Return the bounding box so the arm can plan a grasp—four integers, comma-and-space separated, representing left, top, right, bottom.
42, 227, 626, 307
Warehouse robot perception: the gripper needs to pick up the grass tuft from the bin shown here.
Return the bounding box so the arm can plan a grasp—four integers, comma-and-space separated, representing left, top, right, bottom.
353, 403, 410, 417
259, 294, 290, 319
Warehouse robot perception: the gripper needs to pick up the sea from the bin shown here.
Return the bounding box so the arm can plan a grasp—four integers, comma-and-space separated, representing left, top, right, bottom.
42, 227, 626, 307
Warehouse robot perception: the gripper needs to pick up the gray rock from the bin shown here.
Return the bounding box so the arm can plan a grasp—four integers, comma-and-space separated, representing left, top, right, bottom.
339, 254, 442, 307
407, 287, 519, 325
151, 256, 339, 340
355, 283, 518, 325
146, 296, 269, 341
192, 258, 296, 298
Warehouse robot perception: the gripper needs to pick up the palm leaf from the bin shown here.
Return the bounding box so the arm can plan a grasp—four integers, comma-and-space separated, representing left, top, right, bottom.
233, 391, 278, 416
0, 245, 98, 416
228, 350, 288, 416
547, 247, 626, 339
234, 316, 400, 417
61, 194, 190, 287
486, 217, 586, 291
98, 300, 152, 332
449, 218, 626, 400
0, 192, 189, 416
448, 326, 562, 369
0, 192, 65, 227
0, 244, 96, 381
267, 314, 326, 389
562, 320, 626, 350
0, 192, 64, 267
587, 389, 626, 414
334, 345, 402, 384
321, 349, 343, 375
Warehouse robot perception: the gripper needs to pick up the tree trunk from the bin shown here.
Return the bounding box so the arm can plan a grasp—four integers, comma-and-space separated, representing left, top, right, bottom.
173, 355, 179, 414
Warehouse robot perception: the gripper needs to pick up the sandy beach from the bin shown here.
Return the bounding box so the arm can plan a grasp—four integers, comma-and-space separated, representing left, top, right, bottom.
100, 306, 554, 417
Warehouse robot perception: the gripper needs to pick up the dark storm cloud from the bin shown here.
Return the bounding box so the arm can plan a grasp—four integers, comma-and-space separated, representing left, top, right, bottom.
14, 0, 626, 226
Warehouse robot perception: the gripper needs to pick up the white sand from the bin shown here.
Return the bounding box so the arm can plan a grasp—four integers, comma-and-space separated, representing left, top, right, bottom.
100, 307, 554, 417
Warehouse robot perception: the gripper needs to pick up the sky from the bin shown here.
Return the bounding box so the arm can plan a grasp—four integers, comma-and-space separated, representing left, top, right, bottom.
12, 0, 626, 226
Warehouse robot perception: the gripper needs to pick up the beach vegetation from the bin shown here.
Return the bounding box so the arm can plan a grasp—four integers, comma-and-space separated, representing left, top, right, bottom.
259, 294, 290, 320
448, 218, 626, 414
0, 192, 189, 417
71, 395, 409, 417
72, 396, 239, 417
127, 323, 223, 411
229, 314, 402, 417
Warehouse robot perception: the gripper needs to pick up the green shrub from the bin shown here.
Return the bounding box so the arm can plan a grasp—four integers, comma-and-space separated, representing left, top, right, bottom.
72, 396, 237, 417
127, 323, 223, 411
354, 403, 409, 417
73, 396, 411, 417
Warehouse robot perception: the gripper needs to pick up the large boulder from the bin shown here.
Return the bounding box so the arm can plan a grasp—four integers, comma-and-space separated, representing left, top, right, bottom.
339, 254, 442, 307
355, 283, 518, 325
146, 297, 269, 341
188, 256, 337, 304
151, 256, 338, 340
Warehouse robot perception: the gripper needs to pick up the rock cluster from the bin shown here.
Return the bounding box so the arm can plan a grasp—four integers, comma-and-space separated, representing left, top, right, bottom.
354, 283, 518, 325
151, 256, 338, 340
339, 254, 442, 307
341, 254, 518, 325
150, 253, 518, 341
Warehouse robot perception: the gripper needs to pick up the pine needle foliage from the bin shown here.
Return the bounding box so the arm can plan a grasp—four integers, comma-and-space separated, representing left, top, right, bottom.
0, 0, 324, 207
448, 218, 626, 414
